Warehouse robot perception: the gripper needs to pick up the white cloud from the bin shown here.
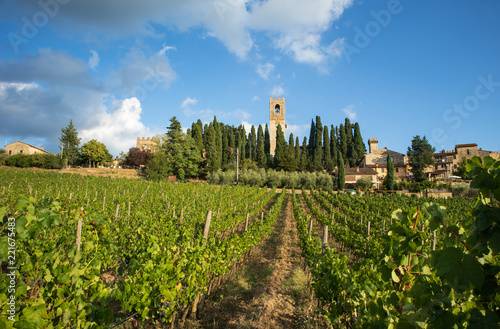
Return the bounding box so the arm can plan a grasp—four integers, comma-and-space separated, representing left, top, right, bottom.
342, 104, 357, 120
88, 50, 100, 69
286, 124, 310, 138
221, 108, 251, 121
252, 96, 260, 101
256, 62, 274, 80
5, 0, 353, 68
158, 44, 177, 56
271, 85, 285, 96
80, 97, 150, 155
111, 47, 176, 95
181, 97, 198, 108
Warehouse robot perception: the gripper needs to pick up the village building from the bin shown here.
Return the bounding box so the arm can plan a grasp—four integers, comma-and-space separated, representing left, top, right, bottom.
136, 137, 160, 153
344, 166, 380, 188
269, 97, 286, 156
431, 143, 500, 180
5, 141, 51, 156
359, 138, 410, 183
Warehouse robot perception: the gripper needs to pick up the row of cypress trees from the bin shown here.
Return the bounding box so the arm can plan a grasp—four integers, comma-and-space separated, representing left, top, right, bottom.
189, 116, 367, 174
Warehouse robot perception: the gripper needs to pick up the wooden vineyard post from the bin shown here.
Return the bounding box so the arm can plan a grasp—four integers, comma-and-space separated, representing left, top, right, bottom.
367, 221, 371, 240
115, 204, 120, 219
361, 214, 363, 225
76, 218, 83, 252
322, 225, 328, 253
102, 196, 106, 211
203, 210, 212, 239
308, 218, 313, 236
431, 231, 436, 251
233, 205, 236, 214
34, 190, 37, 202
383, 220, 386, 232
128, 202, 131, 216
172, 208, 176, 219
180, 209, 184, 224
86, 199, 89, 208
261, 212, 264, 223
244, 213, 249, 232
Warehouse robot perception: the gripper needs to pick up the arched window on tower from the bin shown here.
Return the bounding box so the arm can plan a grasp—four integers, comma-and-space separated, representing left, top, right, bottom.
275, 104, 280, 114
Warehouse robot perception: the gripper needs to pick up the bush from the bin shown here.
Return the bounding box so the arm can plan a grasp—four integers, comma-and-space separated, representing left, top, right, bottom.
356, 177, 372, 191
451, 183, 479, 198
4, 153, 62, 169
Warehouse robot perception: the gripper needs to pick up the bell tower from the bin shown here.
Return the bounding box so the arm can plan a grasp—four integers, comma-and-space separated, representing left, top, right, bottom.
269, 97, 285, 156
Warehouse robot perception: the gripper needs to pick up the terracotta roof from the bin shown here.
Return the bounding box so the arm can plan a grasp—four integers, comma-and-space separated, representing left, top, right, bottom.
345, 167, 377, 175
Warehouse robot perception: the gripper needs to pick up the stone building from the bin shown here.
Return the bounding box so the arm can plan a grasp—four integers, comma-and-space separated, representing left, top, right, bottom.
344, 166, 380, 188
136, 137, 160, 153
359, 138, 409, 182
269, 97, 286, 156
431, 143, 500, 180
5, 141, 51, 155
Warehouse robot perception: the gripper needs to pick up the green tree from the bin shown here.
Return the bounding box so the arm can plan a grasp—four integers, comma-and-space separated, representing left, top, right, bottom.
256, 125, 266, 168
308, 119, 316, 165
206, 124, 221, 173
453, 156, 468, 179
337, 152, 345, 190
80, 139, 112, 167
274, 124, 286, 169
384, 153, 397, 190
191, 120, 204, 156
145, 152, 169, 181
324, 125, 334, 171
264, 124, 270, 156
162, 116, 202, 179
353, 122, 366, 164
339, 123, 347, 163
59, 119, 81, 165
407, 135, 436, 182
294, 136, 301, 169
249, 125, 256, 161
299, 137, 308, 171
314, 116, 323, 170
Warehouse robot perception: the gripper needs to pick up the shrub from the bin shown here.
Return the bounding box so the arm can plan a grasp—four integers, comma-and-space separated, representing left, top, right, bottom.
356, 177, 372, 191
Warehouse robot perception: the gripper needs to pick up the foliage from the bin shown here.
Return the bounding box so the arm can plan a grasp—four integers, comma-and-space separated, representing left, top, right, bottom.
356, 176, 372, 190
407, 135, 435, 182
4, 153, 62, 169
451, 183, 479, 198
161, 116, 203, 179
384, 153, 397, 190
80, 139, 112, 167
453, 156, 469, 179
59, 119, 81, 166
124, 147, 151, 167
337, 152, 345, 190
145, 152, 170, 181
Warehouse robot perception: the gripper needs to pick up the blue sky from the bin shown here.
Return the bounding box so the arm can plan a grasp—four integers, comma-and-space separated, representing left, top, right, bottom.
0, 0, 499, 157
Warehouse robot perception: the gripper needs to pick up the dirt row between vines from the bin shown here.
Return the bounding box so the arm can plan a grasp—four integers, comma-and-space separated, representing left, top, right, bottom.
185, 194, 329, 329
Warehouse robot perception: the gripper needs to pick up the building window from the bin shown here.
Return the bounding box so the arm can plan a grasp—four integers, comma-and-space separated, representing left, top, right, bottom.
467, 149, 470, 155
381, 168, 385, 173
396, 168, 399, 172
20, 150, 23, 153
9, 150, 12, 155
453, 155, 456, 159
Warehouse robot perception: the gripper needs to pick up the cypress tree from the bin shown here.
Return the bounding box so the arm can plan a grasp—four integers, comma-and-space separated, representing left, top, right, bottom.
308, 119, 316, 162
191, 122, 204, 157
206, 124, 221, 172
353, 122, 366, 164
339, 124, 347, 163
384, 153, 397, 190
264, 124, 270, 155
222, 125, 229, 166
249, 125, 256, 161
324, 125, 334, 171
59, 119, 81, 165
274, 124, 286, 169
227, 127, 236, 167
299, 137, 308, 171
337, 152, 345, 190
256, 125, 266, 168
295, 136, 300, 168
314, 116, 323, 170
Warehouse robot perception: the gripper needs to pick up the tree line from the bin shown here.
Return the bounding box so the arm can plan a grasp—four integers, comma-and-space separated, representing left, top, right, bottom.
136, 115, 368, 180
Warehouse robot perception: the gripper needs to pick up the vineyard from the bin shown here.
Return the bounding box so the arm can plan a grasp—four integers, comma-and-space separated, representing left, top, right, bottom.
0, 156, 499, 328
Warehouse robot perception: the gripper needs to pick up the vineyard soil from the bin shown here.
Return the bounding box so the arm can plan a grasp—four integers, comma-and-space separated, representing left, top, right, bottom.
187, 194, 329, 329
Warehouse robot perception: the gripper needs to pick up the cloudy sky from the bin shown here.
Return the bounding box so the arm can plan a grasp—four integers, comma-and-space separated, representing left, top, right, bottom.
1, 0, 499, 156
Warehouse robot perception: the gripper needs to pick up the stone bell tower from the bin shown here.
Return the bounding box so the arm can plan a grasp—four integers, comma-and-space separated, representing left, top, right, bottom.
269, 97, 285, 156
